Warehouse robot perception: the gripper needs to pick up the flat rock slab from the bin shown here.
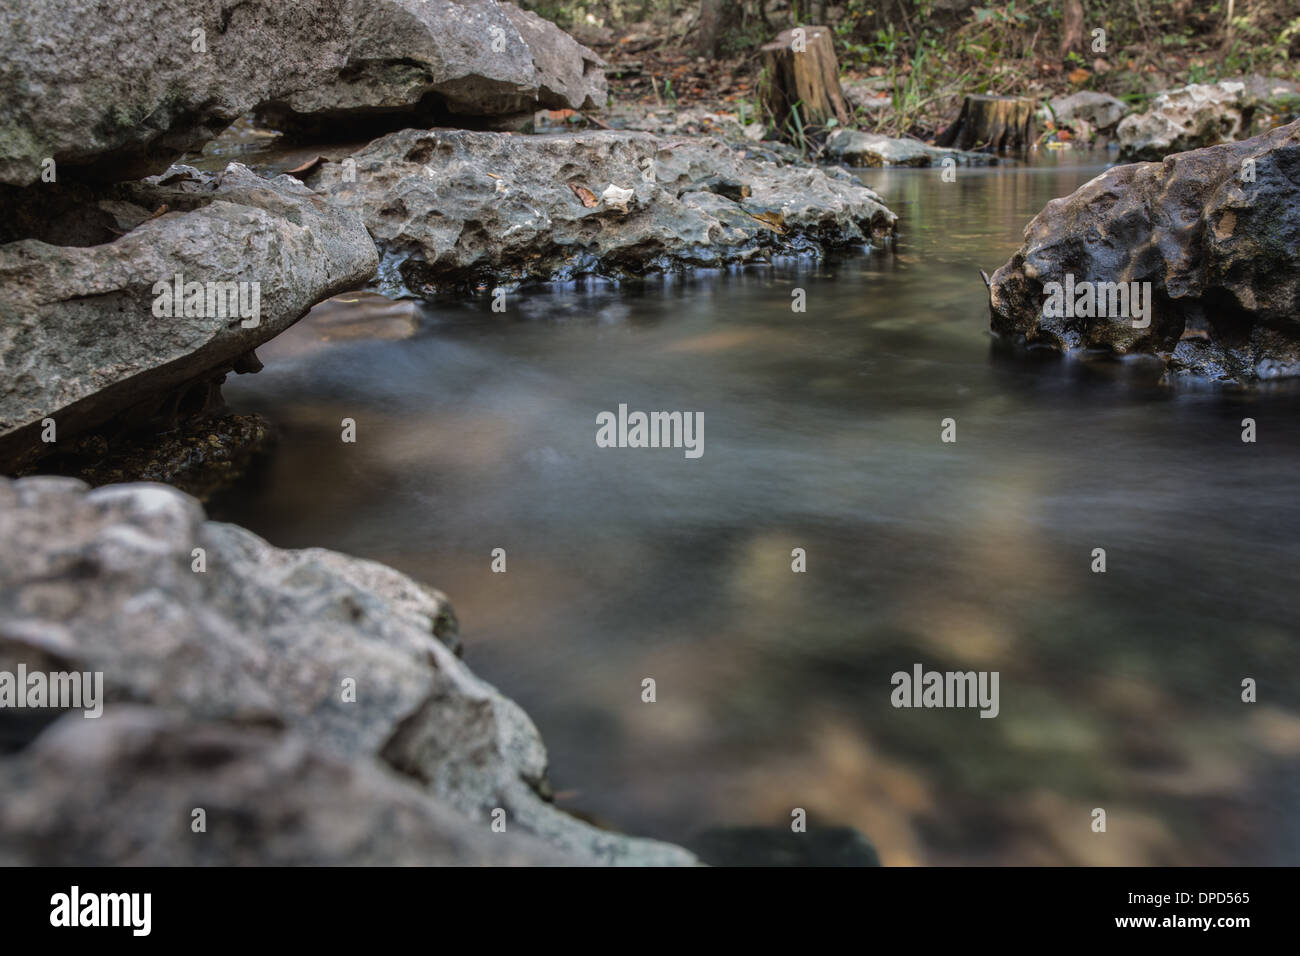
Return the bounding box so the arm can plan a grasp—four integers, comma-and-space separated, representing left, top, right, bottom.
988, 118, 1300, 384
0, 163, 379, 471
0, 476, 698, 865
826, 129, 996, 167
307, 128, 898, 295
0, 0, 605, 186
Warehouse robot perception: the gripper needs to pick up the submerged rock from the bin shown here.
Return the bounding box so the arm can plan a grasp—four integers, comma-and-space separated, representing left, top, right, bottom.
0, 0, 605, 186
308, 128, 897, 294
987, 118, 1300, 384
825, 129, 995, 167
0, 163, 378, 472
1116, 82, 1252, 160
0, 476, 697, 865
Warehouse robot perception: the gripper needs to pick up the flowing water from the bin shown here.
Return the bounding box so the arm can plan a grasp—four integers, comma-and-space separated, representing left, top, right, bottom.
211, 153, 1300, 865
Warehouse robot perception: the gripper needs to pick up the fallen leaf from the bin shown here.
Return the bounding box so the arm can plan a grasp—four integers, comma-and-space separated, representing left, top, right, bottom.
749, 210, 786, 233
569, 183, 599, 208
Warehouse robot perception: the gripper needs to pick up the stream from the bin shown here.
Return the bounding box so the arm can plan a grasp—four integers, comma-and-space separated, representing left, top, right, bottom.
210, 152, 1300, 865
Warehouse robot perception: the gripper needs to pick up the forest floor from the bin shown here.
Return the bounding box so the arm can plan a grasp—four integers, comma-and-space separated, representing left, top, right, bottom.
559, 11, 1300, 146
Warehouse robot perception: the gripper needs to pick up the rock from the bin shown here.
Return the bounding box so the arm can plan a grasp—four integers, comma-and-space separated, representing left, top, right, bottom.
306, 129, 897, 295
0, 163, 379, 472
1047, 91, 1129, 132
987, 119, 1300, 384
0, 707, 586, 865
0, 0, 605, 187
0, 476, 698, 865
1116, 82, 1251, 160
16, 412, 275, 504
842, 79, 894, 117
825, 129, 995, 168
256, 1, 607, 136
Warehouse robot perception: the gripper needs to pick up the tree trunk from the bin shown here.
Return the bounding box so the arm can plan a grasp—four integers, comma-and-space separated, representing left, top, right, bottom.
697, 0, 741, 57
1059, 0, 1085, 61
935, 94, 1037, 153
760, 26, 850, 139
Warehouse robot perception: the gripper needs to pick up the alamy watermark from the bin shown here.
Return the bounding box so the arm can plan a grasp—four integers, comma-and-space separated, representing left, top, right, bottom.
152, 272, 261, 327
0, 665, 103, 718
596, 403, 704, 459
891, 664, 1000, 718
1042, 273, 1151, 329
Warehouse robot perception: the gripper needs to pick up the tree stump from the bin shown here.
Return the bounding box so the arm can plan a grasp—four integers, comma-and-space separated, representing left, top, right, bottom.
760, 26, 850, 140
935, 95, 1037, 153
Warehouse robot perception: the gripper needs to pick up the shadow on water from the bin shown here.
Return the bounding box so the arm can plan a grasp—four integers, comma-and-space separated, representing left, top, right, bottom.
212, 150, 1300, 865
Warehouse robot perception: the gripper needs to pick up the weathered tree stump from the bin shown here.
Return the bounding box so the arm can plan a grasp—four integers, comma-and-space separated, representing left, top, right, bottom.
760, 26, 850, 139
935, 94, 1037, 153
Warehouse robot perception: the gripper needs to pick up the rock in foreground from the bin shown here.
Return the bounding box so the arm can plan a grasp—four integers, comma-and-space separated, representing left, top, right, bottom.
309, 129, 898, 295
0, 164, 378, 472
988, 119, 1300, 384
0, 477, 696, 865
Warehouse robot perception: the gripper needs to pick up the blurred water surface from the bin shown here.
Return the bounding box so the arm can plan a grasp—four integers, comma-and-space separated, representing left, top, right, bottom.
213, 152, 1300, 865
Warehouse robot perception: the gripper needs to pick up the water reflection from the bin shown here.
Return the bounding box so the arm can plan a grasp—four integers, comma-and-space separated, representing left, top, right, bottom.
213, 152, 1300, 865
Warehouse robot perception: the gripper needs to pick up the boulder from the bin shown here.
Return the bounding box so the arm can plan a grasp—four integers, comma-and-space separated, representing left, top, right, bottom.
0, 163, 379, 472
1116, 81, 1251, 160
825, 129, 996, 167
307, 128, 898, 295
1047, 91, 1129, 132
256, 1, 607, 136
0, 0, 606, 187
987, 119, 1300, 384
0, 476, 697, 865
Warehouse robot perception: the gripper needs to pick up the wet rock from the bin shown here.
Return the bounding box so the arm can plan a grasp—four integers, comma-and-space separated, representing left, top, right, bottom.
18, 413, 275, 503
1116, 82, 1252, 160
987, 119, 1300, 384
0, 476, 697, 865
0, 163, 378, 472
1047, 91, 1129, 132
0, 707, 588, 865
307, 128, 897, 295
0, 0, 605, 186
825, 129, 996, 167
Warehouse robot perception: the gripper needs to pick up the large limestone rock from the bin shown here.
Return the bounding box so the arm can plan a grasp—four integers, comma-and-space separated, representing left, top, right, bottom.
0, 476, 696, 865
307, 128, 898, 294
0, 708, 584, 865
825, 129, 995, 168
987, 119, 1300, 383
256, 1, 607, 135
0, 163, 379, 471
0, 0, 606, 186
1116, 82, 1251, 160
